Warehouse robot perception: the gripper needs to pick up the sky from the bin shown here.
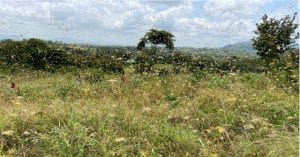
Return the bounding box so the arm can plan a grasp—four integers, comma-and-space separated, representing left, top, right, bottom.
0, 0, 298, 47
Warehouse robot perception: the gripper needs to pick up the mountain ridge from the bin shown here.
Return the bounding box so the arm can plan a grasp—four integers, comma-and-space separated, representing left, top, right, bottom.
222, 41, 255, 53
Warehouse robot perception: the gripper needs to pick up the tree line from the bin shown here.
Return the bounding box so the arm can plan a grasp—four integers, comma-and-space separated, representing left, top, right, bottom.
0, 13, 298, 76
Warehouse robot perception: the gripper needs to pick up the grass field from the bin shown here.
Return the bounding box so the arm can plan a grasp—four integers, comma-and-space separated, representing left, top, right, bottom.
0, 68, 298, 156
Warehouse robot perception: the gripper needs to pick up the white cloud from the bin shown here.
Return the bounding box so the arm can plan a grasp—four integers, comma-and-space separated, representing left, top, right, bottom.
203, 0, 270, 20
0, 0, 297, 47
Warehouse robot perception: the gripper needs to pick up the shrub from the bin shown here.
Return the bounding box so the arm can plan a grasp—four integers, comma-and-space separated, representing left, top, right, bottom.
135, 50, 156, 73
0, 39, 70, 70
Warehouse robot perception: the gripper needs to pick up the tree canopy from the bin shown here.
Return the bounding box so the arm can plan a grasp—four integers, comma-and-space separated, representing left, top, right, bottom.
252, 13, 299, 62
0, 38, 68, 69
137, 29, 175, 50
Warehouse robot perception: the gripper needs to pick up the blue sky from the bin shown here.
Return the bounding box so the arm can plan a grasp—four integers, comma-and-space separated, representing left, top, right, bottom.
0, 0, 298, 47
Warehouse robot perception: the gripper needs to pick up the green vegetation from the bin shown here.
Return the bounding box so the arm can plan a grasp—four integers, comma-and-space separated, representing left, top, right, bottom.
0, 68, 298, 156
0, 14, 299, 156
137, 29, 175, 51
253, 13, 299, 64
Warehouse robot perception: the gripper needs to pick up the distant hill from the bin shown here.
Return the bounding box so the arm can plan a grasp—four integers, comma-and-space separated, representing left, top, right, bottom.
222, 41, 256, 53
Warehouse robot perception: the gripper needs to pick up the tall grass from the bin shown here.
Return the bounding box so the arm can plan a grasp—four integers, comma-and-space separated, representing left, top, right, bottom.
0, 68, 298, 156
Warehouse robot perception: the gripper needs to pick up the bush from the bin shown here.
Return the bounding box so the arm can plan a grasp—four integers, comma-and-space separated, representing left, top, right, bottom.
135, 50, 156, 73
0, 39, 70, 70
100, 59, 124, 73
187, 55, 216, 73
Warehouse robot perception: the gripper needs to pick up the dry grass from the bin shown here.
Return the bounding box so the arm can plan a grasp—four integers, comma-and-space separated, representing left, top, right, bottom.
0, 69, 298, 156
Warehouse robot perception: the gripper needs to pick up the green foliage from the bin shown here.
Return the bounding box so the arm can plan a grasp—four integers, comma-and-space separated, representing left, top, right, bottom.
0, 38, 271, 75
47, 49, 69, 66
137, 38, 146, 51
171, 52, 191, 74
46, 112, 101, 157
137, 29, 175, 50
187, 55, 216, 73
100, 59, 124, 73
0, 70, 298, 156
0, 41, 26, 65
25, 39, 50, 69
0, 16, 299, 156
252, 13, 299, 63
135, 49, 157, 73
251, 13, 299, 91
0, 39, 69, 70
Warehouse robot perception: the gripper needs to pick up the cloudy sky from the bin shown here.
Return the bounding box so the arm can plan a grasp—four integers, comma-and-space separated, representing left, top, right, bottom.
0, 0, 298, 47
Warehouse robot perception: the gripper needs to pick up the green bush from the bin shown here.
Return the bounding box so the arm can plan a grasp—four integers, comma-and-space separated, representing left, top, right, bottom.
0, 39, 69, 70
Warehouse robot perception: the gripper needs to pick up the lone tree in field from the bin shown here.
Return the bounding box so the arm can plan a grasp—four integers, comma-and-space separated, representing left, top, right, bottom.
252, 13, 299, 64
135, 29, 175, 73
137, 29, 175, 50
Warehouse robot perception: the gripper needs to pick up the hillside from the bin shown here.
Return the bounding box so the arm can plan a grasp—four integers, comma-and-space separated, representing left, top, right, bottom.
222, 41, 256, 53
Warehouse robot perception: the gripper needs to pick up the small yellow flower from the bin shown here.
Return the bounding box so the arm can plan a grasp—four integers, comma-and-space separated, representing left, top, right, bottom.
214, 126, 225, 133
13, 99, 21, 105
83, 88, 90, 93
210, 153, 219, 157
7, 149, 16, 155
286, 62, 293, 67
141, 151, 147, 157
206, 128, 212, 134
227, 96, 237, 102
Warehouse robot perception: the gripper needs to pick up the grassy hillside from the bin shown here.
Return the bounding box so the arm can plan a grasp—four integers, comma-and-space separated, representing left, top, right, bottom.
0, 68, 298, 156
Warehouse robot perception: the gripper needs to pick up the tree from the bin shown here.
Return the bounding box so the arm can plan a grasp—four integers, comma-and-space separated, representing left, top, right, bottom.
252, 13, 299, 64
25, 38, 50, 69
135, 29, 175, 73
137, 29, 175, 50
0, 41, 26, 65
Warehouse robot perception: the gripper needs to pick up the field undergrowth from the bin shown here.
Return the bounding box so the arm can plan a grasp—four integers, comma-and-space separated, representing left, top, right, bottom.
0, 68, 298, 156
